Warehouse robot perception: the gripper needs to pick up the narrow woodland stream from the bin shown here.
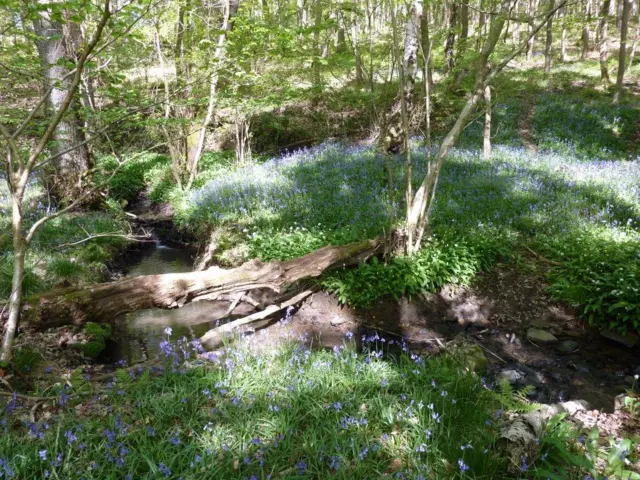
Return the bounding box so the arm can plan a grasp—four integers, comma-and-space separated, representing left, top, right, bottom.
103, 241, 213, 364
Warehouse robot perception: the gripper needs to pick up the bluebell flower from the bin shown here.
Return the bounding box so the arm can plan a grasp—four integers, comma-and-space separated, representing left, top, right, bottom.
295, 460, 307, 475
158, 463, 171, 477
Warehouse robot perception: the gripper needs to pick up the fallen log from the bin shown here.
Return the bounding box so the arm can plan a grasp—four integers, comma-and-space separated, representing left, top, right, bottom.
200, 289, 314, 349
14, 238, 381, 331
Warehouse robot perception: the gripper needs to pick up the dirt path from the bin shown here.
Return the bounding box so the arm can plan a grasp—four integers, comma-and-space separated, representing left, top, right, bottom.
519, 101, 538, 152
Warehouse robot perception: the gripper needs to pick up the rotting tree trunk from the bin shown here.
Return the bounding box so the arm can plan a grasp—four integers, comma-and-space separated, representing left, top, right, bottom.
9, 239, 381, 331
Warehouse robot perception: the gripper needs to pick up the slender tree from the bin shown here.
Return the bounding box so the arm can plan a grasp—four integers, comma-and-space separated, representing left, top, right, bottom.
613, 0, 632, 102
0, 0, 112, 362
599, 0, 612, 85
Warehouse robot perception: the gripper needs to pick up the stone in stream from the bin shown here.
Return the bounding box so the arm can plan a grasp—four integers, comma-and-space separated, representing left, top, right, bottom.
498, 368, 525, 385
556, 340, 578, 353
526, 328, 558, 345
600, 330, 639, 348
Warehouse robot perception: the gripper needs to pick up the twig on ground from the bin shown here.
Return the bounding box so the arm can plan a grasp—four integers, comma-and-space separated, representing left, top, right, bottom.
471, 340, 507, 364
523, 245, 562, 266
224, 292, 245, 316
30, 401, 44, 423
0, 376, 14, 392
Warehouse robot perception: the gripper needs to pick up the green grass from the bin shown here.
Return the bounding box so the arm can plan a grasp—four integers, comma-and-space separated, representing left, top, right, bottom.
0, 181, 130, 300
0, 331, 614, 479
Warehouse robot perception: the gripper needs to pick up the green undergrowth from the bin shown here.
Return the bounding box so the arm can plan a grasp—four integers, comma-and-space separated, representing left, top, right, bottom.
96, 60, 640, 333
323, 235, 508, 307
1, 334, 626, 479
0, 181, 130, 301
171, 135, 639, 333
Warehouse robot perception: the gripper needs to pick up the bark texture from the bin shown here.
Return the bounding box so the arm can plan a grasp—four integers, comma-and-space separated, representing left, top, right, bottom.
33, 10, 91, 200
10, 239, 381, 331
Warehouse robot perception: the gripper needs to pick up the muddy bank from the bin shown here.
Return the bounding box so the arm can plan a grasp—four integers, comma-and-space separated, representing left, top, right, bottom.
237, 264, 640, 413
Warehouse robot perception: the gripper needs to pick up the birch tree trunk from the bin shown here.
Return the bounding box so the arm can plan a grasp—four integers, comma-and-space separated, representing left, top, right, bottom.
545, 0, 554, 87
402, 0, 564, 254
560, 7, 567, 61
527, 0, 539, 61
483, 86, 492, 159
582, 0, 591, 59
186, 0, 239, 189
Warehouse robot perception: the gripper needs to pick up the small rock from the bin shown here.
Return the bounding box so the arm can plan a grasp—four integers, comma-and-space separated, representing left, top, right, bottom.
600, 330, 639, 348
531, 318, 552, 329
499, 368, 525, 385
614, 393, 628, 411
527, 328, 558, 345
556, 340, 578, 353
330, 315, 347, 326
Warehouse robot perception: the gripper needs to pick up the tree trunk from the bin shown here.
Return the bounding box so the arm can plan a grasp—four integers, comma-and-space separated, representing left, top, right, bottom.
483, 86, 492, 159
406, 0, 514, 254
420, 2, 433, 91
445, 0, 457, 72
582, 0, 591, 59
420, 4, 432, 147
0, 195, 25, 362
512, 0, 520, 45
33, 11, 91, 202
312, 0, 323, 95
613, 0, 632, 103
527, 0, 539, 61
599, 0, 612, 85
400, 0, 422, 253
186, 0, 239, 189
352, 15, 365, 84
561, 12, 567, 61
545, 0, 554, 86
8, 239, 381, 331
630, 8, 640, 67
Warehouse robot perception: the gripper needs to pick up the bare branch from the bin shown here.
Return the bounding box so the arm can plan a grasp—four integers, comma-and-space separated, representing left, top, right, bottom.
25, 124, 208, 244
54, 231, 153, 249
486, 0, 568, 84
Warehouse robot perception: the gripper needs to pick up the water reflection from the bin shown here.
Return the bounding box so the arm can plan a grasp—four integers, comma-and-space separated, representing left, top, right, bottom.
105, 244, 215, 363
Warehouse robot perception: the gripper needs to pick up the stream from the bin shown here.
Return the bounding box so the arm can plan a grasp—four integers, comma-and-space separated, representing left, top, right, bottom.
102, 242, 214, 364
99, 237, 639, 413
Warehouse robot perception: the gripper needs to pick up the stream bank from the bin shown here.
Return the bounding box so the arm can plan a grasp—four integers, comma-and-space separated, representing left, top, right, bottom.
14, 201, 639, 421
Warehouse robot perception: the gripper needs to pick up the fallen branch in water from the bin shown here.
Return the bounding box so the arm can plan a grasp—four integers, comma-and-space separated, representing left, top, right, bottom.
200, 290, 315, 349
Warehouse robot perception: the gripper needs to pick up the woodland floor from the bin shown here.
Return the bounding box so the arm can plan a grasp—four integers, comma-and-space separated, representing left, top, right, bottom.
233, 256, 640, 434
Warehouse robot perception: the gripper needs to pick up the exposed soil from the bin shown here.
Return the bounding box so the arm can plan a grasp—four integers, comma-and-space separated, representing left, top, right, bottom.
249, 259, 640, 417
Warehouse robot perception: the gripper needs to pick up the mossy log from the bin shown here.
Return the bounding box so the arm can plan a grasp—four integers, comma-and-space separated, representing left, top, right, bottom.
12, 238, 381, 331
